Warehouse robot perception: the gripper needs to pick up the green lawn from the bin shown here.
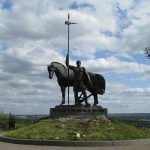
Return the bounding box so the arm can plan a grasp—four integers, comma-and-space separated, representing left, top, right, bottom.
4, 118, 150, 141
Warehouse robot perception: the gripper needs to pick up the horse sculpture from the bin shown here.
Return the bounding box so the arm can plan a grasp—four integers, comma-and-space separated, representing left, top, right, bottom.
47, 62, 105, 105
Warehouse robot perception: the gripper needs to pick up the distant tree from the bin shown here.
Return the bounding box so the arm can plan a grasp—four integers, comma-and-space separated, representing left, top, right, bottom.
8, 113, 16, 128
0, 110, 8, 130
8, 113, 16, 121
0, 111, 17, 130
144, 46, 150, 59
0, 110, 7, 119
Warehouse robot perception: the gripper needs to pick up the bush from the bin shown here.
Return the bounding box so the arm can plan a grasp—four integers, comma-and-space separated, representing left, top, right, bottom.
0, 110, 8, 130
0, 111, 17, 130
8, 113, 16, 128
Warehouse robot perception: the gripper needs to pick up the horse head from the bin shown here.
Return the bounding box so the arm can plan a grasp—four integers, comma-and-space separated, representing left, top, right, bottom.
47, 63, 55, 79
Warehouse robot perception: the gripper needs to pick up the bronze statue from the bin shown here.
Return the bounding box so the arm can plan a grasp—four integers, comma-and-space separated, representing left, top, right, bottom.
65, 54, 92, 106
144, 46, 150, 59
47, 61, 105, 106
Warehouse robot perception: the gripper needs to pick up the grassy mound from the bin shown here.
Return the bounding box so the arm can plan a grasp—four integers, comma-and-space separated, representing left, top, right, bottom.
4, 118, 150, 141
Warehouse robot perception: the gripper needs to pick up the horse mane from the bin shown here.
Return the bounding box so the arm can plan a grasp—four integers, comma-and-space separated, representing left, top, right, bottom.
51, 62, 68, 70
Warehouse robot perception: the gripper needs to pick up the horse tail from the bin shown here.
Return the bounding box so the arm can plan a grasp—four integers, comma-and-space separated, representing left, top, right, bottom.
95, 74, 105, 94
86, 72, 105, 95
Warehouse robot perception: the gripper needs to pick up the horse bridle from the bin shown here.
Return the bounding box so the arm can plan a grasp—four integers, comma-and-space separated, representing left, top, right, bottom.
47, 63, 56, 72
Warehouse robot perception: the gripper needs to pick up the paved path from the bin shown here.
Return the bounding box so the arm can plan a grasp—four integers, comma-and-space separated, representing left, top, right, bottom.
0, 141, 150, 150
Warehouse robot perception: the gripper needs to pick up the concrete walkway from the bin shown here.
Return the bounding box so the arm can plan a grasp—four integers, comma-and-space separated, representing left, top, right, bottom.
0, 141, 150, 150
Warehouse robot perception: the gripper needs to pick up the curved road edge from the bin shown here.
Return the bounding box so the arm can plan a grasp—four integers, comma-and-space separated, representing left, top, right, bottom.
0, 135, 150, 147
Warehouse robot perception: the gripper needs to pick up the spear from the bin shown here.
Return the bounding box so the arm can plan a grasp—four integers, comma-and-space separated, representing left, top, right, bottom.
65, 13, 77, 105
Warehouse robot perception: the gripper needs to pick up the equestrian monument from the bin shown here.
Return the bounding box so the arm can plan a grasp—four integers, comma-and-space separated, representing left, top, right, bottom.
47, 14, 107, 118
47, 55, 107, 118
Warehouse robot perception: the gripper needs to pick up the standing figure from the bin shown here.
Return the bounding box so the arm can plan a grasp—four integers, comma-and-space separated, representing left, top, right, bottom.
65, 54, 92, 106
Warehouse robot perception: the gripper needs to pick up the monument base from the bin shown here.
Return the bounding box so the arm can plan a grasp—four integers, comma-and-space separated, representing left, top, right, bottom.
50, 105, 107, 118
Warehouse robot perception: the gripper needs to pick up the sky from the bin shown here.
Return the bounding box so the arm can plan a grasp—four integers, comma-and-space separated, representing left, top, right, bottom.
0, 0, 150, 115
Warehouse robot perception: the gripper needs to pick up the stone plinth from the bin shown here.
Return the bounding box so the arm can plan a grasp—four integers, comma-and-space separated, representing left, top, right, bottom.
50, 105, 107, 118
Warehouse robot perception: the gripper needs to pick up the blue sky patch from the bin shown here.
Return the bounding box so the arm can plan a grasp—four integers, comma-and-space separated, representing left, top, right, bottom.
69, 2, 95, 11
132, 16, 141, 20
59, 7, 63, 10
105, 72, 150, 88
113, 3, 132, 30
121, 21, 132, 30
133, 53, 150, 65
61, 48, 92, 61
101, 30, 121, 38
0, 43, 9, 51
114, 3, 128, 20
71, 55, 84, 61
2, 0, 13, 10
104, 72, 125, 84
95, 50, 112, 59
134, 0, 140, 4
115, 54, 134, 62
123, 73, 150, 88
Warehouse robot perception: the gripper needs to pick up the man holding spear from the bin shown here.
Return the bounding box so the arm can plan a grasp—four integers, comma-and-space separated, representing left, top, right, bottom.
65, 54, 92, 106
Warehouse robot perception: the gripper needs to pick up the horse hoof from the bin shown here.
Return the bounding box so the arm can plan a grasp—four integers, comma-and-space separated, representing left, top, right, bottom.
85, 103, 91, 107
93, 104, 97, 106
60, 103, 64, 106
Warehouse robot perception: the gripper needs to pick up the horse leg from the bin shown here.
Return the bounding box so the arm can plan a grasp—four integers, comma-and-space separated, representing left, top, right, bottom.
60, 85, 66, 105
74, 92, 78, 105
93, 94, 98, 106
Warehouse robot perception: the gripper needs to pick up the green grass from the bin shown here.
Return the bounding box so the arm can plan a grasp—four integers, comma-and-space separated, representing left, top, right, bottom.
4, 118, 150, 141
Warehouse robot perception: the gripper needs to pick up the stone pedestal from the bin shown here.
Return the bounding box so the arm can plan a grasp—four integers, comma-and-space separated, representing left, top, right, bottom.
50, 105, 107, 118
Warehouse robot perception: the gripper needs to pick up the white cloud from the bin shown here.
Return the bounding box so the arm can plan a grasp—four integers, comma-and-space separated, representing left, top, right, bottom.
100, 83, 150, 113
0, 0, 150, 114
82, 56, 150, 78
